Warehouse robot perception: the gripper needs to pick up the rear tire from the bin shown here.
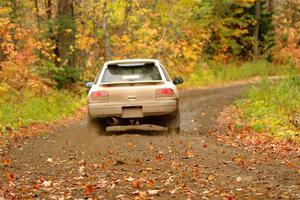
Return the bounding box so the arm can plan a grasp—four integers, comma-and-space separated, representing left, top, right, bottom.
87, 116, 107, 135
166, 107, 180, 135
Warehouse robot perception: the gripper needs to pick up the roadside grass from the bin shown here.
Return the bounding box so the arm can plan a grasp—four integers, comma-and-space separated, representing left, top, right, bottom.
184, 60, 289, 87
236, 75, 300, 142
0, 89, 85, 135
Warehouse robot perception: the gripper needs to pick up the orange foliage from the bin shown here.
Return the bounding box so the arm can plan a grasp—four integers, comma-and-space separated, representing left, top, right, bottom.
273, 0, 300, 68
0, 6, 51, 94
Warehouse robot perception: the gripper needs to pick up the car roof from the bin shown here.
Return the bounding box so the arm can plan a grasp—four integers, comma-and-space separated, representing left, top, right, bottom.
104, 59, 159, 66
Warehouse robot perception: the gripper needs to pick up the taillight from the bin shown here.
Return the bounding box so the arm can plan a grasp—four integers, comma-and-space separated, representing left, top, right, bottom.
89, 91, 109, 101
155, 88, 175, 98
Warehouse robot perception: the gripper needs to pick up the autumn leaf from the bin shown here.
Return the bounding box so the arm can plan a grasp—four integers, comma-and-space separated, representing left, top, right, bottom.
236, 176, 242, 182
148, 189, 160, 196
3, 159, 10, 166
7, 172, 14, 181
132, 179, 140, 189
125, 176, 134, 182
186, 150, 194, 158
208, 175, 215, 181
135, 159, 141, 165
147, 179, 155, 188
85, 184, 93, 196
127, 142, 134, 149
156, 153, 163, 161
47, 157, 53, 163
227, 196, 233, 200
33, 184, 40, 190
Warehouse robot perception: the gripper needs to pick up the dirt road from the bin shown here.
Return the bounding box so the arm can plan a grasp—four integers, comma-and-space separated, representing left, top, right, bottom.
1, 84, 300, 199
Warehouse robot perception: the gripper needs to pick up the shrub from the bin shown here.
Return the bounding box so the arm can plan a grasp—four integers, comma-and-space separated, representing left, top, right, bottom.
0, 89, 84, 134
236, 74, 300, 141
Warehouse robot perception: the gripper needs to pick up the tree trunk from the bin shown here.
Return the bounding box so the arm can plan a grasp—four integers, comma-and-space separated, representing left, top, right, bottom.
122, 0, 133, 34
45, 0, 52, 20
268, 0, 274, 13
103, 0, 111, 61
34, 0, 40, 30
57, 0, 75, 67
254, 0, 261, 56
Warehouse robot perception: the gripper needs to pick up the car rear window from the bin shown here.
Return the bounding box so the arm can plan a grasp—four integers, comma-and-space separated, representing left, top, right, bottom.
101, 63, 162, 83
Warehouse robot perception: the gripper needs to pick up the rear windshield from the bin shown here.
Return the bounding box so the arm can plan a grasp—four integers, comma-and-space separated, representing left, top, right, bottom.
101, 63, 162, 83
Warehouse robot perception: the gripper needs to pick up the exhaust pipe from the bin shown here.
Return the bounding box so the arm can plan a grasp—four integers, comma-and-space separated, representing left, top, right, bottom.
107, 117, 119, 126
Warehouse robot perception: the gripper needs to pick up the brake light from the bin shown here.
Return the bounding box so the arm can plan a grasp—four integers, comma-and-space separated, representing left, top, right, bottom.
155, 88, 175, 98
90, 91, 108, 101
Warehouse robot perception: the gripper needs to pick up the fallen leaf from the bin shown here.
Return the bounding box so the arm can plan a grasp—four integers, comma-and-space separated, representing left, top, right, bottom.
148, 144, 154, 151
116, 194, 125, 199
127, 142, 134, 148
132, 190, 140, 195
7, 172, 14, 181
132, 179, 140, 189
148, 189, 160, 196
286, 161, 296, 168
3, 159, 10, 166
236, 176, 242, 182
108, 150, 114, 155
135, 159, 141, 165
147, 179, 155, 188
79, 165, 86, 176
125, 176, 135, 182
85, 184, 93, 196
33, 184, 40, 189
113, 160, 125, 165
47, 157, 53, 163
42, 180, 52, 187
156, 153, 163, 161
80, 159, 87, 166
208, 175, 215, 181
227, 196, 233, 200
186, 150, 194, 158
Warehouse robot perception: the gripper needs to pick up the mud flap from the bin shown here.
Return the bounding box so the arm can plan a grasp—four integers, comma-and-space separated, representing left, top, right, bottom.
106, 124, 167, 132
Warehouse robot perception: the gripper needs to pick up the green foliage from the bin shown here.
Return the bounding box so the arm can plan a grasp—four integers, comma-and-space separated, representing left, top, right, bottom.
194, 0, 275, 60
35, 61, 81, 89
184, 60, 288, 87
236, 75, 300, 141
0, 90, 85, 134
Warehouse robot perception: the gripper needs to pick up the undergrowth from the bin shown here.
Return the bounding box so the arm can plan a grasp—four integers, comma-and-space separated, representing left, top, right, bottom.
0, 89, 85, 135
236, 72, 300, 142
184, 60, 288, 87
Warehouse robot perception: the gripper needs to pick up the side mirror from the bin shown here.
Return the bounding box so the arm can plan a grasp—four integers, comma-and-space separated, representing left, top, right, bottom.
173, 77, 184, 85
85, 82, 94, 88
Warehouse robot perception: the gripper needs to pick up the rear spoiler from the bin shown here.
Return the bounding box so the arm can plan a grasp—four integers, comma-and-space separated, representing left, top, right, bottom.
99, 80, 164, 86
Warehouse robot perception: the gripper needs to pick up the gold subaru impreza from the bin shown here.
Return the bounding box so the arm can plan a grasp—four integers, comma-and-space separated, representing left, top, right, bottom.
85, 59, 183, 134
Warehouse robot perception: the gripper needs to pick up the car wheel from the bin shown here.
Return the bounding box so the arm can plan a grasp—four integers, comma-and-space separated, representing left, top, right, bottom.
87, 116, 107, 135
166, 107, 180, 135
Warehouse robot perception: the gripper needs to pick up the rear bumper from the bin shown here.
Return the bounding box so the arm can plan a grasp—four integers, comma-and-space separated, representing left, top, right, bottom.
88, 100, 177, 118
